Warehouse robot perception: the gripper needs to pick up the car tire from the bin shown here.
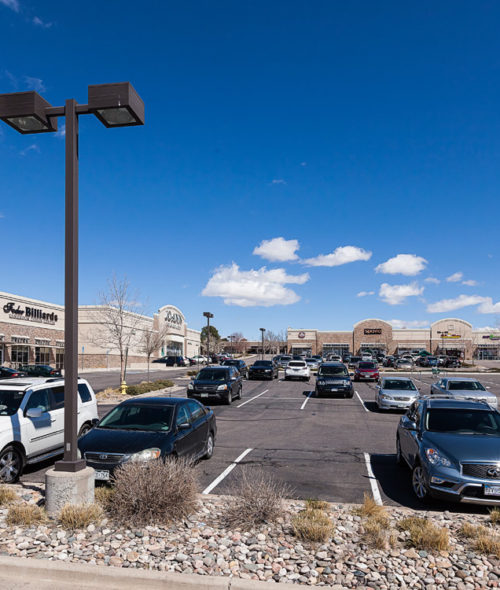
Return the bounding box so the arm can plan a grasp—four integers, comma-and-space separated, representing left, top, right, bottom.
0, 445, 24, 484
78, 422, 92, 438
203, 433, 215, 460
225, 391, 232, 405
412, 463, 431, 502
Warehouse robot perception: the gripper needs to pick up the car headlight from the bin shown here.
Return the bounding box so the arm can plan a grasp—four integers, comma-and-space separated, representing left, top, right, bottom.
77, 448, 82, 459
217, 384, 228, 391
265, 369, 271, 372
317, 379, 325, 385
187, 383, 194, 390
425, 448, 451, 467
343, 380, 351, 386
130, 448, 161, 462
380, 394, 393, 400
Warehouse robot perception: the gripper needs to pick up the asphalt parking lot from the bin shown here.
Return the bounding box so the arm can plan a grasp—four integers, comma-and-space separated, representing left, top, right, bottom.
20, 368, 500, 513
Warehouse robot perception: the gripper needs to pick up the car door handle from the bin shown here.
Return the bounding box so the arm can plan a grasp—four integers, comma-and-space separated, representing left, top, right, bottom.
50, 419, 56, 423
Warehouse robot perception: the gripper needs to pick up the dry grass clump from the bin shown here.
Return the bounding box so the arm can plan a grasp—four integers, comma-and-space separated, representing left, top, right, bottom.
362, 517, 397, 550
94, 486, 115, 512
224, 468, 290, 529
6, 504, 47, 526
0, 486, 18, 506
292, 507, 334, 543
353, 493, 388, 524
305, 498, 330, 511
399, 516, 449, 551
458, 521, 500, 558
490, 508, 500, 524
110, 458, 198, 526
58, 504, 103, 529
459, 521, 482, 539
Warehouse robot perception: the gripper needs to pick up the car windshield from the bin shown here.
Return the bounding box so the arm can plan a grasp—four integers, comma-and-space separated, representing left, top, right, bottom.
253, 361, 272, 367
196, 369, 229, 381
222, 360, 238, 366
448, 381, 485, 391
426, 408, 500, 435
358, 362, 376, 369
99, 404, 174, 431
289, 361, 306, 367
318, 366, 348, 376
0, 389, 25, 416
383, 379, 416, 391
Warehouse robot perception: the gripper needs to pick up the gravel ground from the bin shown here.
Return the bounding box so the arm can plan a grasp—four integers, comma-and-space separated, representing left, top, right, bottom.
1, 484, 500, 588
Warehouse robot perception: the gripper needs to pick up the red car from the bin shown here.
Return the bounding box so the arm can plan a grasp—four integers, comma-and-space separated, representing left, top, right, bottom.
354, 361, 379, 382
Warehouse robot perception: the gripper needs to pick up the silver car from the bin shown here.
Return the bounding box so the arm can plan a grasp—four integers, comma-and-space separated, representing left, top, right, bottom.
430, 377, 497, 409
395, 359, 413, 371
376, 377, 419, 410
306, 358, 320, 370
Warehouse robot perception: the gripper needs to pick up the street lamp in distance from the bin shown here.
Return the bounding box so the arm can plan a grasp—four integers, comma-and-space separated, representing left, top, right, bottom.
203, 312, 214, 365
260, 328, 265, 360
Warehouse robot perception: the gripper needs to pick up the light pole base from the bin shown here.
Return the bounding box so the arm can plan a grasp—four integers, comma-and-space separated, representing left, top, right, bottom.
45, 466, 95, 516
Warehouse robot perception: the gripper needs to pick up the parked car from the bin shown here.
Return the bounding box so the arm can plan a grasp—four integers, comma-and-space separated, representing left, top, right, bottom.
248, 360, 278, 380
342, 354, 351, 363
312, 354, 324, 363
276, 355, 292, 369
0, 377, 98, 483
19, 365, 61, 377
284, 360, 310, 382
348, 356, 361, 368
353, 361, 379, 382
361, 354, 373, 361
397, 397, 500, 504
383, 356, 396, 368
292, 355, 305, 361
445, 358, 462, 368
376, 377, 419, 411
221, 359, 248, 379
430, 377, 497, 408
437, 356, 448, 367
191, 355, 208, 364
315, 363, 353, 398
395, 358, 413, 371
0, 367, 27, 379
327, 354, 342, 362
376, 353, 386, 363
187, 366, 242, 405
79, 397, 216, 481
153, 355, 189, 367
306, 358, 320, 370
417, 356, 438, 368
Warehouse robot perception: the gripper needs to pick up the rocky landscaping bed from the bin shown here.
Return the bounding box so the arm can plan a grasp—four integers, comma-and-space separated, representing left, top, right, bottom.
1, 483, 500, 588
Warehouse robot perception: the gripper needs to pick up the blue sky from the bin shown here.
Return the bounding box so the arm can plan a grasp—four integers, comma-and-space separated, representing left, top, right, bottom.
1, 1, 500, 339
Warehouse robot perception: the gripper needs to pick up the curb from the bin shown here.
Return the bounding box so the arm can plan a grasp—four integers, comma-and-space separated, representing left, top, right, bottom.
0, 555, 302, 590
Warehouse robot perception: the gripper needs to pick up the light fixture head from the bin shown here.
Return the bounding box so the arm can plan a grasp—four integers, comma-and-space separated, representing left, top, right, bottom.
88, 82, 144, 128
0, 91, 57, 134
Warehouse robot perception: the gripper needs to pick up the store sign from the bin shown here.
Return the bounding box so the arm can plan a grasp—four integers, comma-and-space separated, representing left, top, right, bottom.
164, 309, 184, 330
2, 302, 58, 325
441, 334, 461, 339
483, 334, 500, 341
364, 328, 382, 335
298, 331, 305, 339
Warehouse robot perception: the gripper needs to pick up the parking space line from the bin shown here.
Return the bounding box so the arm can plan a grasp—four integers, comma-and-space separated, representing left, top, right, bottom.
237, 389, 269, 408
300, 391, 313, 410
355, 390, 369, 412
202, 448, 253, 495
363, 452, 383, 505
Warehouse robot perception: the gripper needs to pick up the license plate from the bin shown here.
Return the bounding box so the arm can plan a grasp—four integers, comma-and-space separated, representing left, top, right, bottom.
331, 388, 338, 391
95, 470, 109, 481
485, 485, 500, 496
201, 393, 208, 398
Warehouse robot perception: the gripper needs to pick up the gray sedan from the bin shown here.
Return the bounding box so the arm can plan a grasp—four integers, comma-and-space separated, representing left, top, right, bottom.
430, 377, 497, 409
397, 397, 500, 505
376, 377, 419, 410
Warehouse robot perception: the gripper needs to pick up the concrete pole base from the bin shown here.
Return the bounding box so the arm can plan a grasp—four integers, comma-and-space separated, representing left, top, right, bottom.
45, 466, 95, 516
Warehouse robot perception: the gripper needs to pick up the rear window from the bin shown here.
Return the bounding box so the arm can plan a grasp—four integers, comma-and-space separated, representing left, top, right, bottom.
358, 362, 376, 369
448, 381, 485, 391
289, 361, 306, 367
254, 361, 272, 367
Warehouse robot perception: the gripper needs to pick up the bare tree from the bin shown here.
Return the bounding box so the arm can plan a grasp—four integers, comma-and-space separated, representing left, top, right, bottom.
141, 324, 167, 382
92, 276, 144, 384
265, 330, 286, 355
228, 332, 246, 355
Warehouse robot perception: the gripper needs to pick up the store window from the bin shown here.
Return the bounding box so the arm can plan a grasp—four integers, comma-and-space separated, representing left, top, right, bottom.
11, 345, 29, 368
56, 349, 64, 371
35, 347, 51, 365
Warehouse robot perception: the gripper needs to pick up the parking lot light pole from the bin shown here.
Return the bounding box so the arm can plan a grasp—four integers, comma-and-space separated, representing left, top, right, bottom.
0, 83, 144, 511
260, 328, 265, 360
203, 312, 213, 365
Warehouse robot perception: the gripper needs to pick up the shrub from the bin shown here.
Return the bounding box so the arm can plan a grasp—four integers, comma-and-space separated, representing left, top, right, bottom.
187, 370, 198, 377
6, 504, 47, 526
94, 486, 115, 512
362, 517, 397, 550
110, 457, 198, 526
59, 504, 103, 529
0, 486, 18, 506
475, 531, 500, 558
224, 467, 290, 529
490, 508, 500, 525
126, 379, 174, 396
459, 521, 479, 538
292, 508, 334, 542
353, 493, 388, 524
399, 517, 449, 551
305, 498, 330, 511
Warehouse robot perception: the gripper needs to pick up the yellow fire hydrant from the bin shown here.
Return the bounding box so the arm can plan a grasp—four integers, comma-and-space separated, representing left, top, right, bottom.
120, 380, 128, 395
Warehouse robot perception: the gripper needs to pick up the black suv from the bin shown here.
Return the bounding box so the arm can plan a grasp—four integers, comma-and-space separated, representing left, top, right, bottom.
153, 355, 186, 367
315, 362, 354, 398
187, 366, 242, 405
221, 359, 248, 379
248, 360, 278, 380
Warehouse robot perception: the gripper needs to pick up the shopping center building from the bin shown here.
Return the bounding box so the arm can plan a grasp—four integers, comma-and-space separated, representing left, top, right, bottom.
0, 291, 201, 369
287, 318, 500, 360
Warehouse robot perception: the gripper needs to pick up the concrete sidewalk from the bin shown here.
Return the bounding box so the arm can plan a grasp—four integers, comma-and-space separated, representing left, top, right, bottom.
0, 555, 301, 590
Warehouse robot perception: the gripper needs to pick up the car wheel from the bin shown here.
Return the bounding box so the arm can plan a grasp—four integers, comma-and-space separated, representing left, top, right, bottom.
0, 445, 24, 484
239, 385, 242, 400
78, 423, 92, 438
412, 463, 431, 502
225, 391, 232, 405
203, 433, 215, 460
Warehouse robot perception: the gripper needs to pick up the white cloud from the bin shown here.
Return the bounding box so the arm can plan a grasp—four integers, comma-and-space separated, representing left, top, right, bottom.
427, 294, 487, 313
357, 291, 375, 297
202, 263, 309, 307
33, 16, 52, 28
24, 76, 45, 93
424, 277, 440, 284
388, 319, 430, 329
477, 298, 500, 314
271, 179, 286, 185
0, 0, 19, 12
379, 282, 424, 305
19, 143, 39, 156
253, 237, 299, 262
55, 123, 65, 138
475, 326, 500, 332
462, 279, 478, 286
304, 246, 372, 267
446, 272, 463, 283
375, 254, 427, 276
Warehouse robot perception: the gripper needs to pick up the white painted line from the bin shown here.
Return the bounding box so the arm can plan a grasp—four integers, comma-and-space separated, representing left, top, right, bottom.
202, 448, 253, 495
364, 452, 383, 506
300, 391, 313, 410
237, 389, 268, 408
355, 390, 369, 412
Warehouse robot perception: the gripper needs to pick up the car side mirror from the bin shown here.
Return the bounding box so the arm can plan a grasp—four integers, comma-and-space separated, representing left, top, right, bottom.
91, 418, 99, 427
402, 416, 417, 431
178, 422, 191, 430
26, 408, 43, 418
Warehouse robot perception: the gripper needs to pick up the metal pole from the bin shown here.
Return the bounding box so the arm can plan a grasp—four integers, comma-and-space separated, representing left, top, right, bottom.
55, 99, 85, 472
207, 316, 210, 365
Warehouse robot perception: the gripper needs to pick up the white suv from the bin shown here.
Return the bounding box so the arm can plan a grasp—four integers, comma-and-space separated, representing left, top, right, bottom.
284, 360, 311, 382
0, 377, 98, 483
